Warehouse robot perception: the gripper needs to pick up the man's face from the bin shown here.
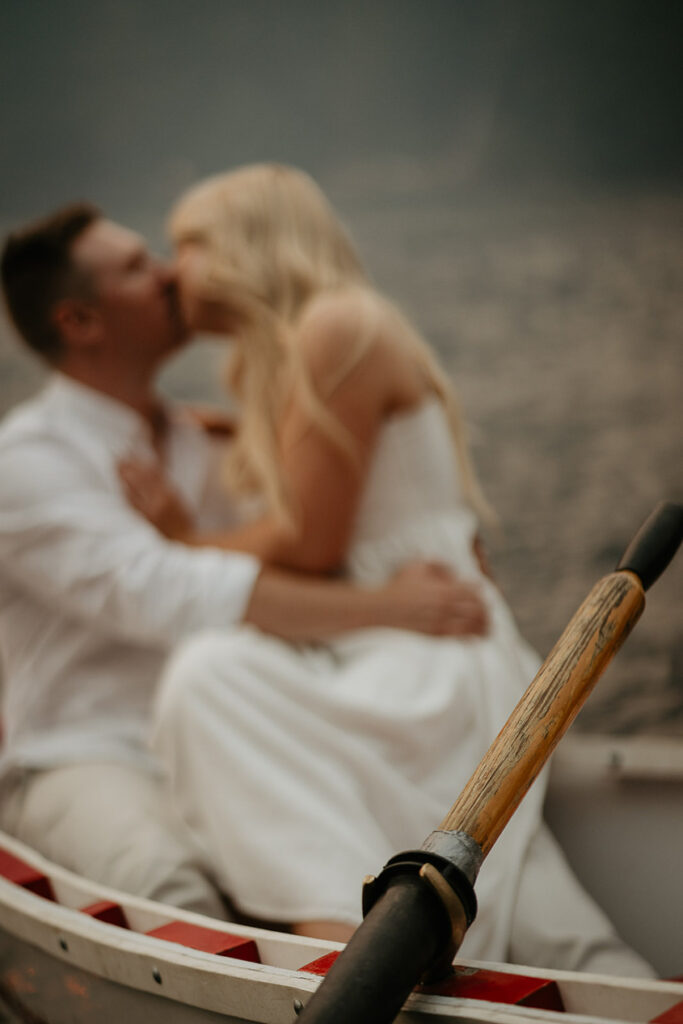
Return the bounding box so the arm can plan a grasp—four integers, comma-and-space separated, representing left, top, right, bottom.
70, 219, 189, 363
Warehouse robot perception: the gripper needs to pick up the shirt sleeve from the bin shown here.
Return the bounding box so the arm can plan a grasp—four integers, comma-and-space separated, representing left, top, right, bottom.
0, 436, 261, 648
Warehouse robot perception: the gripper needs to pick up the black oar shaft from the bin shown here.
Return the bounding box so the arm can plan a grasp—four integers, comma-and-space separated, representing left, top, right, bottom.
296, 875, 445, 1024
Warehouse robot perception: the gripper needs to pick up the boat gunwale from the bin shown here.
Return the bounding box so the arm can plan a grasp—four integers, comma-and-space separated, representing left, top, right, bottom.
0, 829, 681, 1024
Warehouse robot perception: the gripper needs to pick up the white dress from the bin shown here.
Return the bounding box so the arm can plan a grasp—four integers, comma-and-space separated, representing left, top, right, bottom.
152, 398, 547, 961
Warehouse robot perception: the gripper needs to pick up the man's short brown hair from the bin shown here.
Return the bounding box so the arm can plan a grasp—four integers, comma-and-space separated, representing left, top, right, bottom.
1, 203, 101, 363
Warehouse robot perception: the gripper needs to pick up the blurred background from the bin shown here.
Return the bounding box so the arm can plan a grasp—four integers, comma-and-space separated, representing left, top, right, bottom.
1, 0, 681, 734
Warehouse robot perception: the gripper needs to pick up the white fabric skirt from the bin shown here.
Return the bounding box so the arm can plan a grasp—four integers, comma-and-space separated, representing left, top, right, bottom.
151, 591, 547, 963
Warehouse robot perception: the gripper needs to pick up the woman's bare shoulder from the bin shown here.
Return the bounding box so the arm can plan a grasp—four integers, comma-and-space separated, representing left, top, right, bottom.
298, 286, 381, 339
297, 287, 400, 377
294, 288, 430, 414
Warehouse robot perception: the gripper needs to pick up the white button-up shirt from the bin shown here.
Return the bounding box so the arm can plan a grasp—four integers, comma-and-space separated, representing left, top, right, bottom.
0, 374, 260, 778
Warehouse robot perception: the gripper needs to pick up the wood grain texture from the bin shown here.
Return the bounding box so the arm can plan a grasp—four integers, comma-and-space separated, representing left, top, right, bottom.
440, 571, 645, 856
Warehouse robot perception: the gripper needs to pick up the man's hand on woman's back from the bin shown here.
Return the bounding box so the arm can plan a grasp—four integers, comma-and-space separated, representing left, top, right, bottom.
380, 561, 489, 637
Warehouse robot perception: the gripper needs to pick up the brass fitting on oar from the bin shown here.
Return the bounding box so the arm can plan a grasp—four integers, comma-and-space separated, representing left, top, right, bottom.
362, 831, 480, 982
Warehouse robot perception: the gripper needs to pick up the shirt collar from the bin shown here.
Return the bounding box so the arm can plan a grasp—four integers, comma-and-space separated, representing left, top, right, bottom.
45, 373, 162, 455
41, 373, 218, 510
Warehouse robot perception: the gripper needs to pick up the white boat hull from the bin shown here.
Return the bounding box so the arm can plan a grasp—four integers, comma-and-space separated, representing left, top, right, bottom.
545, 734, 683, 979
1, 825, 681, 1024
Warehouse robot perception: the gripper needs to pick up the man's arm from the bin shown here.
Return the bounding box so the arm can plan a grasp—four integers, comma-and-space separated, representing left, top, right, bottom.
245, 562, 488, 640
0, 438, 259, 647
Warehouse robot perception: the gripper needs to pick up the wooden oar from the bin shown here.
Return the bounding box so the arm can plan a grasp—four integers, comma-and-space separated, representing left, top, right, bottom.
295, 501, 683, 1024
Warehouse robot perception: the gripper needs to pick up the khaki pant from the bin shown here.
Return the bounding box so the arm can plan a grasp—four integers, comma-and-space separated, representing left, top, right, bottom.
0, 761, 226, 920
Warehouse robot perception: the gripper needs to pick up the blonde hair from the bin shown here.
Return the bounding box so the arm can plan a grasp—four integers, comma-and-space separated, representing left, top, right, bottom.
169, 163, 494, 525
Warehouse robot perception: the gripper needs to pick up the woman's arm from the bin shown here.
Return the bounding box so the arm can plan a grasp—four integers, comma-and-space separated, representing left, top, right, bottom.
116, 458, 297, 561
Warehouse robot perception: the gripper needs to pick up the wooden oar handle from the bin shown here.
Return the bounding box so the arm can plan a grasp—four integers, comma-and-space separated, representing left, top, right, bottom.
440, 501, 683, 857
439, 570, 645, 856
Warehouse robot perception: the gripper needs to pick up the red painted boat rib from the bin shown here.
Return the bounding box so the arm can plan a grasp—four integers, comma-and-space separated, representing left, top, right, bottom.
145, 921, 261, 963
298, 951, 340, 976
298, 953, 564, 1010
0, 849, 56, 902
651, 1002, 683, 1024
80, 900, 129, 928
421, 966, 564, 1011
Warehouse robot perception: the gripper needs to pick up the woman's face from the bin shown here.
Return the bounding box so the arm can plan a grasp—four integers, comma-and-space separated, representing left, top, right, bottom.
174, 239, 238, 335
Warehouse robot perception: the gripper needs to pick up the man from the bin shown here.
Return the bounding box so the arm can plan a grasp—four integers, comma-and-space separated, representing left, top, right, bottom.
0, 203, 488, 916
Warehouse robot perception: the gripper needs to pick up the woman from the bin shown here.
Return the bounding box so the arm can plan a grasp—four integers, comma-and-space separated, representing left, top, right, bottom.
121, 165, 653, 974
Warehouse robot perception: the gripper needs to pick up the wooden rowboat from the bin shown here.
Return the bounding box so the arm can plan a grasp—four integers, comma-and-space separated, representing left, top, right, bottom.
2, 504, 681, 1022
1, 827, 681, 1024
